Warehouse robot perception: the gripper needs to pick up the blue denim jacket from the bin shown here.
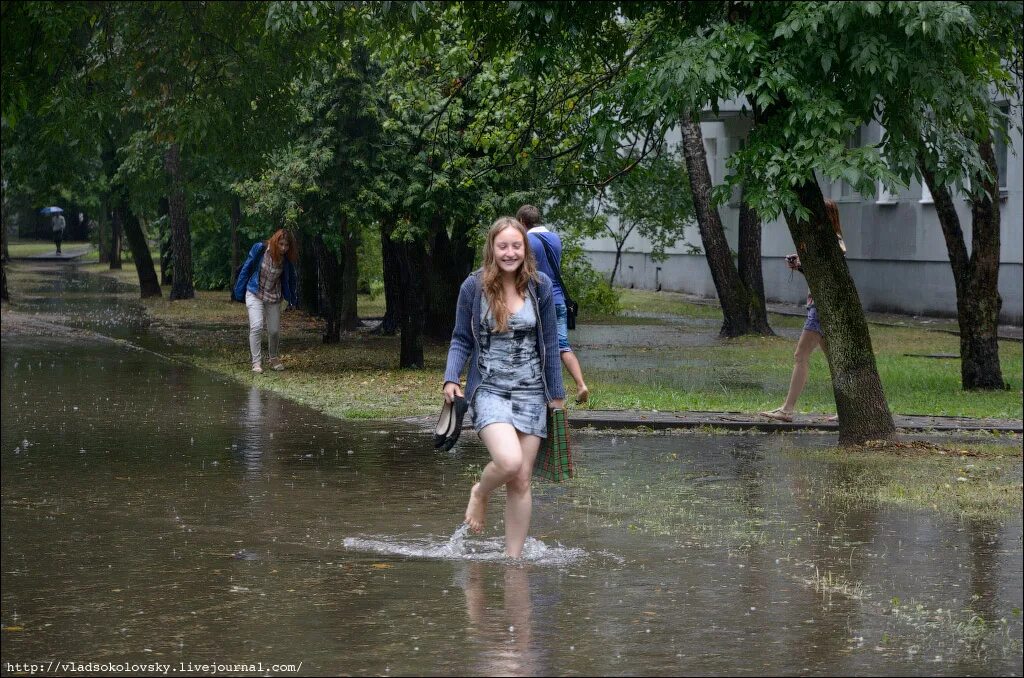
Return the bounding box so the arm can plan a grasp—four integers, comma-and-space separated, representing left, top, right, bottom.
443, 270, 565, 404
232, 242, 297, 307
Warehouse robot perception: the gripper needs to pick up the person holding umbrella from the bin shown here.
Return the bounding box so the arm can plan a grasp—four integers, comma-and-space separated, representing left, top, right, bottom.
41, 207, 65, 254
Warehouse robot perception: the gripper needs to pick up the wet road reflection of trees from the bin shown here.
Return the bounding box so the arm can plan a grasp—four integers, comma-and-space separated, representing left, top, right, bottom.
967, 518, 999, 623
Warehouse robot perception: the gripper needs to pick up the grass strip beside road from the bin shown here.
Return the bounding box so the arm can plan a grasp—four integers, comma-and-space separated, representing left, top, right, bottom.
55, 261, 1024, 422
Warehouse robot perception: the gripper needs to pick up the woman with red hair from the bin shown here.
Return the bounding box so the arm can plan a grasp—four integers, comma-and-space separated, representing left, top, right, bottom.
232, 229, 298, 373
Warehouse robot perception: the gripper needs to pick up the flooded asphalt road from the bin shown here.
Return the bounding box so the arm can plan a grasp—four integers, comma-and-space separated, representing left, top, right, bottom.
1, 264, 1021, 676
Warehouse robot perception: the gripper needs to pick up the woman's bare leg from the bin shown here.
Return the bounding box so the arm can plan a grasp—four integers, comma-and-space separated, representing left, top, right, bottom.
465, 424, 524, 532
782, 330, 822, 413
561, 351, 589, 403
504, 432, 541, 558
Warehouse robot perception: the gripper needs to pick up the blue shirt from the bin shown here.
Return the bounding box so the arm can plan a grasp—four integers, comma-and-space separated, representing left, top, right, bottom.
232, 242, 298, 307
527, 228, 566, 306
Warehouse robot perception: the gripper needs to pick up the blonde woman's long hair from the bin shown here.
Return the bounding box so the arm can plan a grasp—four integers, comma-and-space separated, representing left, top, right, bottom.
482, 217, 538, 333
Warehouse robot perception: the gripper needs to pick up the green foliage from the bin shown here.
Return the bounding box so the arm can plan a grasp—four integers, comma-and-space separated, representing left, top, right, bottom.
189, 208, 231, 290
5, 0, 1020, 325
603, 144, 693, 263
357, 227, 383, 296
561, 238, 620, 316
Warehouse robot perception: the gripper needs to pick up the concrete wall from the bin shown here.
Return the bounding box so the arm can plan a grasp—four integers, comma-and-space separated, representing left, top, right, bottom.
580, 112, 1024, 324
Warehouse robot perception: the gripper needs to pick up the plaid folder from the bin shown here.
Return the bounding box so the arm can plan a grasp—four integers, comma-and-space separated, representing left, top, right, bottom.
534, 408, 574, 482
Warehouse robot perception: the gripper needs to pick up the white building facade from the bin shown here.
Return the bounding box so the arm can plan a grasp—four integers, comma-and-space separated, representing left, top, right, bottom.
581, 102, 1024, 324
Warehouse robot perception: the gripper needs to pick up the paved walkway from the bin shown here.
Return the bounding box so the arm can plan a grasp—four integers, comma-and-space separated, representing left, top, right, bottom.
9, 248, 90, 262
568, 409, 1023, 433
408, 409, 1022, 434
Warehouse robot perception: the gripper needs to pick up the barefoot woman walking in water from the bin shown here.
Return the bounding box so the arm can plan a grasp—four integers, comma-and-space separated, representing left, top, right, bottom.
443, 217, 565, 558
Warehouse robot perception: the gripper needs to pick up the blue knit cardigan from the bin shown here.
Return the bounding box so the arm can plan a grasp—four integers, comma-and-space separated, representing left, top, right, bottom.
443, 270, 565, 404
232, 242, 297, 307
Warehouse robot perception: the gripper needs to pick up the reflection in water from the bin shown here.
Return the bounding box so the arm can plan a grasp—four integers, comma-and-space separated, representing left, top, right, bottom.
238, 385, 277, 477
461, 563, 541, 677
967, 518, 1000, 623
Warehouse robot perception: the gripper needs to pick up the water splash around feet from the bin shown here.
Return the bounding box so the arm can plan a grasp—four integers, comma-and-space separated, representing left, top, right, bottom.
343, 526, 587, 566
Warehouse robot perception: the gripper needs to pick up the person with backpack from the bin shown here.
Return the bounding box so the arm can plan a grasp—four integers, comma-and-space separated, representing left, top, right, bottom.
232, 229, 298, 374
517, 204, 590, 404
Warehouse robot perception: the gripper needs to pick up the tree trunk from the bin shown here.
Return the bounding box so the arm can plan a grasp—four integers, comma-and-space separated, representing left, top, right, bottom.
108, 205, 123, 270
786, 179, 896, 444
229, 195, 242, 288
97, 197, 110, 265
425, 214, 474, 341
738, 190, 773, 335
0, 192, 8, 299
164, 143, 194, 300
339, 213, 360, 331
679, 116, 752, 337
919, 139, 1004, 390
314, 234, 343, 343
397, 236, 428, 368
296, 230, 319, 313
100, 137, 116, 266
1, 192, 10, 263
610, 245, 623, 287
158, 197, 172, 286
378, 217, 402, 335
122, 207, 161, 298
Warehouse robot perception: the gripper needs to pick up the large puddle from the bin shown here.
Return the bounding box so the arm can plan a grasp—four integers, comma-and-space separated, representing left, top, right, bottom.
2, 264, 1021, 675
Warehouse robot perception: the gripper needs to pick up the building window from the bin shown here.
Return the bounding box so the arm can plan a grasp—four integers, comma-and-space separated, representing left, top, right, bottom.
833, 128, 864, 201
877, 179, 897, 204
703, 137, 718, 184
994, 103, 1009, 194
727, 137, 745, 206
919, 178, 933, 203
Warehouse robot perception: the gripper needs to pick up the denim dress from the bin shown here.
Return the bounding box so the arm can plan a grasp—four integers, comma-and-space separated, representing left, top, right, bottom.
472, 294, 548, 437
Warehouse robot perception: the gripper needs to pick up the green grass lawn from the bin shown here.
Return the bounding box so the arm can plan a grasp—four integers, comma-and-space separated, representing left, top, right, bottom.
615, 288, 727, 319
67, 261, 1024, 421
582, 330, 1022, 419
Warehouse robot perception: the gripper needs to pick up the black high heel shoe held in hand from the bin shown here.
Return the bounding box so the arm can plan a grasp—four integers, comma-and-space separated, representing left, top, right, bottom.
433, 395, 468, 450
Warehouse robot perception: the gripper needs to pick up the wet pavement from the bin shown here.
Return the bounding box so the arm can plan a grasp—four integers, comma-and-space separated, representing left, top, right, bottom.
9, 248, 91, 262
1, 263, 1022, 676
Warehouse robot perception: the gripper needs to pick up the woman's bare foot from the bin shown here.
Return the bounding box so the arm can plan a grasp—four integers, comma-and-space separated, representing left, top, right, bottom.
464, 483, 488, 533
759, 407, 793, 422
575, 384, 589, 405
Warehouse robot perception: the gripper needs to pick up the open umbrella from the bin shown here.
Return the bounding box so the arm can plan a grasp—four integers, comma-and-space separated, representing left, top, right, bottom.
39, 206, 64, 216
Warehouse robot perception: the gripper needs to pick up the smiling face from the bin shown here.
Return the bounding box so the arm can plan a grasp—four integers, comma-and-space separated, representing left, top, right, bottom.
492, 226, 525, 275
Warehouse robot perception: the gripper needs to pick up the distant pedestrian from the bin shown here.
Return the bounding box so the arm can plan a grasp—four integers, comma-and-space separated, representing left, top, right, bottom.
232, 229, 298, 374
760, 199, 847, 423
517, 204, 590, 404
52, 213, 66, 254
443, 216, 565, 558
